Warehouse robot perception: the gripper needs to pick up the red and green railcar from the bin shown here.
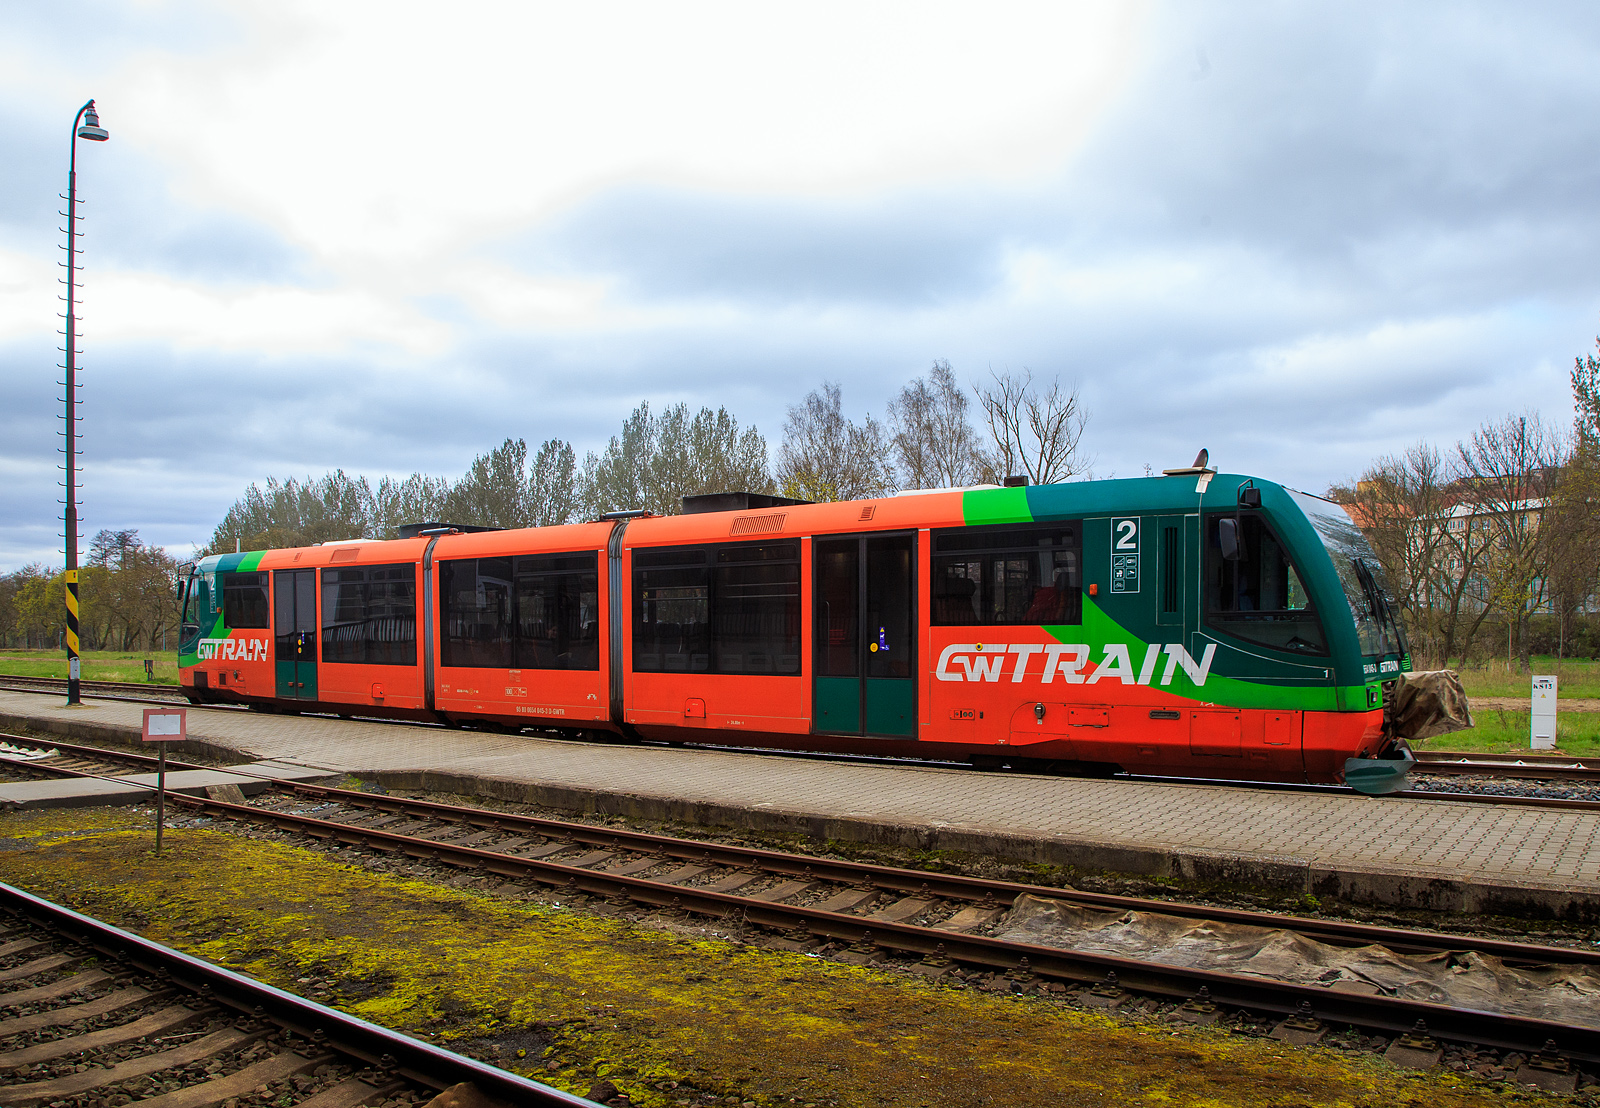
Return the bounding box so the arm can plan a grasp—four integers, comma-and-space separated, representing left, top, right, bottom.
178, 471, 1416, 791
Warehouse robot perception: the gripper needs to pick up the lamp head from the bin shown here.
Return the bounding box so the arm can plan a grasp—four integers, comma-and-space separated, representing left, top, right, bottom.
77, 103, 108, 142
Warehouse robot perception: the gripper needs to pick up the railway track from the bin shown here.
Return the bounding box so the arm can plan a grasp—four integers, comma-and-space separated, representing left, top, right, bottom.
3, 737, 1597, 1084
0, 881, 594, 1108
1413, 749, 1600, 780
0, 674, 191, 704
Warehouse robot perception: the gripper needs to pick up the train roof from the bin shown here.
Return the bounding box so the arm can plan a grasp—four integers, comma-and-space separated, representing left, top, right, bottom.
191, 472, 1339, 572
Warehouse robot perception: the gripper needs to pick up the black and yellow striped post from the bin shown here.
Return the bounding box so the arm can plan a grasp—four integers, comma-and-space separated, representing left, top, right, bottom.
64, 569, 80, 705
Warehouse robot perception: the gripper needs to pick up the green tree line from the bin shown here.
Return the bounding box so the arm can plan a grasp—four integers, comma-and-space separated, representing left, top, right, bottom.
202, 364, 1091, 554
0, 529, 181, 651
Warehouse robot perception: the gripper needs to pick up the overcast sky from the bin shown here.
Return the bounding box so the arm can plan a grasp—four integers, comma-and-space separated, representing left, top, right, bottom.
2, 1, 1597, 569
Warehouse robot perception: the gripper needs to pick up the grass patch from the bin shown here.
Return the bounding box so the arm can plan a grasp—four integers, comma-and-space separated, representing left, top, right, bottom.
1414, 709, 1600, 757
0, 648, 179, 684
1453, 657, 1600, 699
0, 807, 1518, 1108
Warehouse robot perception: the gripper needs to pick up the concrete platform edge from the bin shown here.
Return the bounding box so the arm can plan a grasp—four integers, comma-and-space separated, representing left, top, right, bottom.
0, 710, 262, 768
372, 767, 1600, 922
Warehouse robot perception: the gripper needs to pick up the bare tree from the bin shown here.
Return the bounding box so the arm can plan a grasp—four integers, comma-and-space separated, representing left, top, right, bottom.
1340, 444, 1498, 666
888, 360, 983, 490
1546, 344, 1600, 653
1455, 412, 1566, 672
776, 382, 896, 502
974, 369, 1092, 485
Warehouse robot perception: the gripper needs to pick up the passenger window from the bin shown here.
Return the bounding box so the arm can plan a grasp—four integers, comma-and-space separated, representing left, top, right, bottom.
633, 541, 800, 674
440, 553, 599, 670
1205, 514, 1327, 655
222, 572, 270, 629
931, 524, 1082, 625
321, 563, 418, 665
440, 557, 513, 668
514, 553, 601, 670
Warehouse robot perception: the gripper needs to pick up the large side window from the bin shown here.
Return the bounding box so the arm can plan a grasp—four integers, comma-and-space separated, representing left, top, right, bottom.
321, 563, 418, 665
514, 553, 601, 670
439, 553, 600, 670
1204, 514, 1327, 655
633, 541, 800, 674
222, 572, 270, 629
440, 557, 514, 668
931, 523, 1082, 625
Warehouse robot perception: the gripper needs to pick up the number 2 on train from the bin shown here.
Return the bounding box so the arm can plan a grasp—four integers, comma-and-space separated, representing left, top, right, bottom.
1113, 518, 1139, 552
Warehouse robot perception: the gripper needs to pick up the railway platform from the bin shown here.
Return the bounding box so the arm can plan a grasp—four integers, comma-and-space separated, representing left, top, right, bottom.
2, 690, 1597, 919
0, 758, 339, 809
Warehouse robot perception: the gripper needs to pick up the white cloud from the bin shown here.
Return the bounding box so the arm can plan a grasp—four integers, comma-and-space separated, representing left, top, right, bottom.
103, 0, 1146, 262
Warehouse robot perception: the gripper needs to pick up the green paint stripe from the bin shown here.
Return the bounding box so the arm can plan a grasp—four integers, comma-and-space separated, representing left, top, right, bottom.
1038, 597, 1344, 712
961, 487, 1032, 526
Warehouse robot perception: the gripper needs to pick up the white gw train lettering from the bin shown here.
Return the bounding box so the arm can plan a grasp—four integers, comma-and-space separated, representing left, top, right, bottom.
935, 643, 1217, 687
197, 638, 269, 662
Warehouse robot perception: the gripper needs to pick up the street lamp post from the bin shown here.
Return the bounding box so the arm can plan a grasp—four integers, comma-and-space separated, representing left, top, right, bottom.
62, 100, 108, 707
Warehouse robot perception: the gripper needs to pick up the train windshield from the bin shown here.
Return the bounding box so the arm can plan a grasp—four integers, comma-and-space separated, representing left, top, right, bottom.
181, 567, 215, 629
1288, 491, 1406, 659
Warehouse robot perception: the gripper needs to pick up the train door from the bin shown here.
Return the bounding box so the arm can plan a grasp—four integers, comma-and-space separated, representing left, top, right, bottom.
813, 533, 916, 738
274, 569, 318, 699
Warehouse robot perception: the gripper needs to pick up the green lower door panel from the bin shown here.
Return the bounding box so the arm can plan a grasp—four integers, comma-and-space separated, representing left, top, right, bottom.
865, 679, 914, 738
814, 677, 861, 733
276, 661, 316, 699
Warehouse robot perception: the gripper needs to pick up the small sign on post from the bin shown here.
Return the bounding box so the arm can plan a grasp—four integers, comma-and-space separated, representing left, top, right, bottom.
142, 708, 186, 855
1531, 675, 1557, 751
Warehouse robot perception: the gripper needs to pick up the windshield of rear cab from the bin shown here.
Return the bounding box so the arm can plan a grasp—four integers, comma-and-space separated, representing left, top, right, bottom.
1286, 490, 1402, 658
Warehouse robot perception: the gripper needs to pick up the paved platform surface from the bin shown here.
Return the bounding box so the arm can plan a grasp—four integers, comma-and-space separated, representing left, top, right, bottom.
0, 757, 340, 810
1, 691, 1597, 917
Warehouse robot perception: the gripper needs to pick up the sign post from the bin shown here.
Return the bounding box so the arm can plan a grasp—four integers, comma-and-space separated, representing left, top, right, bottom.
142, 708, 186, 854
1531, 675, 1557, 751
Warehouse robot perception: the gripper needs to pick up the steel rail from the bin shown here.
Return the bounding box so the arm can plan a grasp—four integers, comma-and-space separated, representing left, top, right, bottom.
1414, 750, 1600, 782
0, 881, 597, 1107
6, 734, 1599, 970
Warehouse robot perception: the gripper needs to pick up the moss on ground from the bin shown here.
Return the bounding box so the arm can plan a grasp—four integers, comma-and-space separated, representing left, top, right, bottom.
0, 807, 1548, 1108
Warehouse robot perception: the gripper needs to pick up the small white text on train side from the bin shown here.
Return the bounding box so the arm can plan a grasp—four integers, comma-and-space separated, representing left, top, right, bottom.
935, 643, 1217, 686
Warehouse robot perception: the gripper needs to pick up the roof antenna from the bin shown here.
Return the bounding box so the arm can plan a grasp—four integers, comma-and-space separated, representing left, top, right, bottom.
1192, 448, 1208, 469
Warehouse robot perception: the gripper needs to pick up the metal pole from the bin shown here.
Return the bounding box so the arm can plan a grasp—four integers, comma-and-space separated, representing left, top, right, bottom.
156, 743, 165, 855
61, 100, 99, 708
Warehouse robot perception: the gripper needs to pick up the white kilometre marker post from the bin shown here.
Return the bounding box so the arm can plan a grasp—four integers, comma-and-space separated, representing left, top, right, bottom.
1531, 674, 1557, 751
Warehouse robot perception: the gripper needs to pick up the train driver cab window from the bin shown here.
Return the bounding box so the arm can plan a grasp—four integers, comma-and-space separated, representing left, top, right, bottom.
1205, 514, 1327, 655
931, 523, 1082, 625
222, 572, 270, 629
183, 570, 216, 630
